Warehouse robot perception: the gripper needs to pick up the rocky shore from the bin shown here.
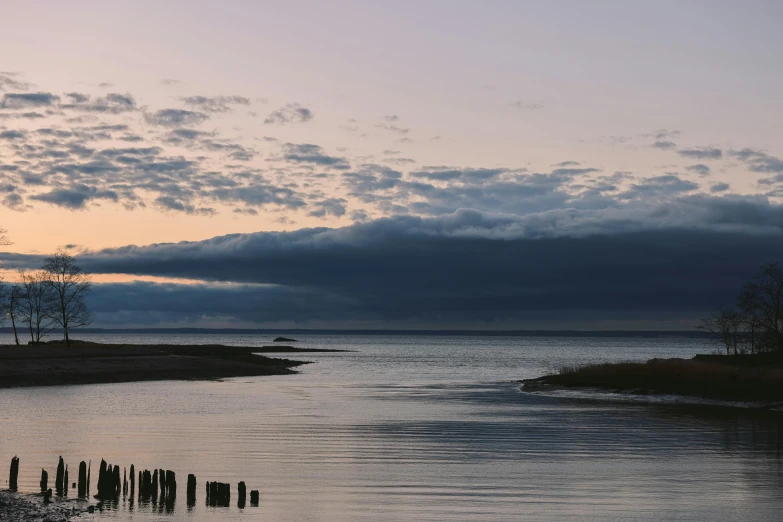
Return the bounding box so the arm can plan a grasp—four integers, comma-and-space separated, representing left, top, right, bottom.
0, 490, 85, 522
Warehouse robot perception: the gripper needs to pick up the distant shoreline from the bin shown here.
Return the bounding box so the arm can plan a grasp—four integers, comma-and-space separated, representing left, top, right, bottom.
0, 342, 345, 389
0, 327, 713, 338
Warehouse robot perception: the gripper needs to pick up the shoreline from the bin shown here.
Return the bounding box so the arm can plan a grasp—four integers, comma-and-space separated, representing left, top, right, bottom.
0, 342, 347, 389
520, 354, 783, 406
0, 490, 85, 521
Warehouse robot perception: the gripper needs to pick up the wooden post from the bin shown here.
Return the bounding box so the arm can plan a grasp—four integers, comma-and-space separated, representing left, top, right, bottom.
97, 460, 107, 498
237, 481, 246, 508
9, 456, 19, 492
78, 461, 87, 498
43, 488, 52, 503
187, 474, 196, 506
151, 469, 158, 502
250, 489, 259, 506
113, 465, 121, 496
209, 481, 218, 506
86, 460, 91, 496
40, 469, 48, 492
64, 464, 68, 496
130, 464, 135, 497
56, 456, 64, 496
123, 467, 127, 497
165, 470, 176, 498
159, 468, 166, 499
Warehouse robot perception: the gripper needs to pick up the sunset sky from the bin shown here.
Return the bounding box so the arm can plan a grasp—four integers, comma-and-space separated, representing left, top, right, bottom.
2, 1, 783, 329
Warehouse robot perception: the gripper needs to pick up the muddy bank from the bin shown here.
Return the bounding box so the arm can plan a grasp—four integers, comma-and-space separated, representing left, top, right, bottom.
0, 490, 85, 522
0, 342, 338, 388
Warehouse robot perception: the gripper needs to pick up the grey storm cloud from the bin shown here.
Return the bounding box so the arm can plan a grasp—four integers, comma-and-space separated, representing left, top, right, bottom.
181, 95, 251, 113
1, 92, 60, 109
145, 108, 210, 127
711, 182, 730, 193
677, 147, 723, 160
264, 103, 313, 125
5, 196, 783, 327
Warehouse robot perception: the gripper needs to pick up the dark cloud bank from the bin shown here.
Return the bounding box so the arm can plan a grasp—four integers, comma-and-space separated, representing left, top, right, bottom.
5, 196, 783, 328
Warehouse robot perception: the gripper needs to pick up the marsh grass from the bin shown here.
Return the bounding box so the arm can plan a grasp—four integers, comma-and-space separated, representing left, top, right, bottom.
534, 357, 783, 402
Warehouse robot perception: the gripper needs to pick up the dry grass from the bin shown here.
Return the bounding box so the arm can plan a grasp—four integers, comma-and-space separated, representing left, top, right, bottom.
530, 358, 783, 402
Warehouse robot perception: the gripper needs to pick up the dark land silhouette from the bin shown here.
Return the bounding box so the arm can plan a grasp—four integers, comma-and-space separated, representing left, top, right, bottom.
0, 342, 346, 388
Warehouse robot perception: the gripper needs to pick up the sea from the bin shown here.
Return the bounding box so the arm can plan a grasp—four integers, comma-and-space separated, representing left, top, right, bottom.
1, 333, 782, 521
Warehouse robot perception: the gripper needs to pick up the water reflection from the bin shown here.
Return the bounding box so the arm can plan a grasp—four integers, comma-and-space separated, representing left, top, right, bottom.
1, 334, 783, 521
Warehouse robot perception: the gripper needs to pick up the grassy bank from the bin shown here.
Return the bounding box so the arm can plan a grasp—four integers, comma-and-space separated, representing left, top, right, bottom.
521, 354, 783, 403
0, 342, 345, 388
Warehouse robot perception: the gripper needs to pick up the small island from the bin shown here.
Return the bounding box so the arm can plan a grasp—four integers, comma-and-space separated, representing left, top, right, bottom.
0, 342, 347, 389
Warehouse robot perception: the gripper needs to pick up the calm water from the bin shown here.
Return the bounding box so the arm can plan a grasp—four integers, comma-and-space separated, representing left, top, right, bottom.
1, 334, 782, 521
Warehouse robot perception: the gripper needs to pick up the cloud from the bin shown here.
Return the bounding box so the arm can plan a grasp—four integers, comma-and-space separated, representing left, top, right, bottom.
383, 115, 400, 122
264, 103, 313, 125
308, 197, 347, 218
181, 95, 251, 113
652, 140, 677, 150
731, 148, 783, 174
512, 101, 544, 110
711, 182, 730, 193
282, 143, 350, 169
62, 92, 137, 114
30, 184, 118, 209
0, 72, 30, 91
375, 123, 410, 134
1, 92, 60, 109
677, 147, 722, 160
4, 197, 779, 327
145, 108, 209, 127
154, 196, 215, 215
685, 164, 711, 176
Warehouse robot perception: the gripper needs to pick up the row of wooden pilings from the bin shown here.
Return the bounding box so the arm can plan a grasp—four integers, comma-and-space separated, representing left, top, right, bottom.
8, 455, 261, 508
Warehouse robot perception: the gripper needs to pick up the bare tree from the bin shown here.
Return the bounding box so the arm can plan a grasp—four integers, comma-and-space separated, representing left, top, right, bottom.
19, 270, 56, 343
698, 308, 742, 355
7, 284, 23, 345
42, 249, 93, 347
737, 262, 783, 352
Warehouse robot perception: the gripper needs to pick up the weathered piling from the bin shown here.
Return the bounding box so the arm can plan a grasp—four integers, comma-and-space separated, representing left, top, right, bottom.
86, 460, 91, 496
151, 469, 158, 502
43, 488, 52, 503
250, 490, 259, 506
130, 464, 135, 496
208, 481, 218, 506
166, 470, 176, 498
56, 456, 65, 496
64, 464, 69, 496
141, 470, 152, 500
40, 469, 48, 492
113, 465, 121, 496
96, 460, 108, 498
123, 467, 127, 496
187, 474, 196, 506
238, 481, 246, 508
9, 456, 19, 491
78, 461, 87, 497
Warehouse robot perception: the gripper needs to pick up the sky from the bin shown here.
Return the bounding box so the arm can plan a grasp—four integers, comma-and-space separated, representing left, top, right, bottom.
1, 1, 783, 329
